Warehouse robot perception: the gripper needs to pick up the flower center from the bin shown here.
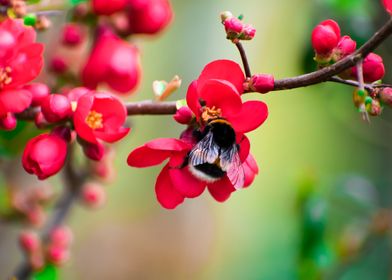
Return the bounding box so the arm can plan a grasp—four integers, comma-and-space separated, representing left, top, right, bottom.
85, 110, 103, 129
201, 106, 222, 123
0, 67, 12, 88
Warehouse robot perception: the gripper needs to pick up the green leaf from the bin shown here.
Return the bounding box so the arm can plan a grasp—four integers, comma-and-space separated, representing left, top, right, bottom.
33, 264, 59, 280
69, 0, 87, 6
175, 99, 187, 109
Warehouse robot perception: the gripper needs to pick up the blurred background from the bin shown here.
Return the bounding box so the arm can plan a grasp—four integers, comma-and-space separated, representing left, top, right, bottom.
2, 0, 392, 279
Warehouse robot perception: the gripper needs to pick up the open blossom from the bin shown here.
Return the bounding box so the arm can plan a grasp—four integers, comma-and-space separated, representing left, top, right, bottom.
73, 91, 130, 144
0, 19, 43, 117
82, 31, 141, 94
128, 60, 268, 209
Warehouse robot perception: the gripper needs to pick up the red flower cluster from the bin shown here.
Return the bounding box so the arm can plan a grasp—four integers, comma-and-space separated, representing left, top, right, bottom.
0, 19, 43, 128
128, 60, 268, 209
311, 19, 385, 83
221, 11, 256, 42
22, 88, 130, 179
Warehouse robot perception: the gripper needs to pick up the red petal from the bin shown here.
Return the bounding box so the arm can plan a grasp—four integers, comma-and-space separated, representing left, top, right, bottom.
169, 167, 206, 198
198, 60, 245, 94
186, 80, 200, 116
0, 89, 32, 114
243, 153, 259, 188
73, 94, 96, 143
92, 93, 127, 127
94, 127, 130, 143
207, 176, 236, 202
384, 0, 392, 14
199, 79, 242, 116
155, 165, 184, 209
237, 135, 250, 162
145, 138, 191, 151
229, 101, 268, 133
127, 145, 171, 167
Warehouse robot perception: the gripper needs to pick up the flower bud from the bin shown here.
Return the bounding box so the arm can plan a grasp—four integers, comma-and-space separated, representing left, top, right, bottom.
379, 87, 392, 107
173, 106, 193, 124
81, 140, 105, 161
0, 113, 16, 130
351, 53, 385, 83
81, 183, 106, 209
367, 99, 382, 116
50, 226, 73, 248
22, 133, 68, 180
50, 56, 68, 74
240, 24, 256, 40
61, 23, 84, 47
311, 19, 340, 55
47, 245, 69, 265
41, 94, 72, 123
249, 74, 274, 93
19, 231, 41, 253
23, 83, 50, 107
220, 11, 233, 22
92, 0, 127, 15
333, 35, 356, 60
224, 17, 243, 34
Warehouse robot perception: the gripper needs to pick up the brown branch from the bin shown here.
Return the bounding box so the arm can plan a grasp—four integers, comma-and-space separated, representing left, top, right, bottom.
235, 42, 252, 78
272, 17, 392, 91
126, 101, 177, 115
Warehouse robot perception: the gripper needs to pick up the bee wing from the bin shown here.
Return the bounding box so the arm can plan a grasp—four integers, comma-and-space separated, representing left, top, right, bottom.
189, 132, 219, 166
220, 145, 245, 190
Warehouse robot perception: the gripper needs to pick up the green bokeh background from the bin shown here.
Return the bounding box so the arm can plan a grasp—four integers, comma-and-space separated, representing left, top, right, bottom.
2, 0, 392, 279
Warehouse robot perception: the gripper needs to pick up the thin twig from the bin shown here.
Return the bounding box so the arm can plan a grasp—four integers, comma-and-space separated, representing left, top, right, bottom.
235, 42, 252, 78
126, 101, 177, 115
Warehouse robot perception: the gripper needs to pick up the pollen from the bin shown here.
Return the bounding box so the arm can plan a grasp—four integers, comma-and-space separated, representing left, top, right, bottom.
85, 110, 103, 129
0, 67, 12, 88
201, 106, 222, 123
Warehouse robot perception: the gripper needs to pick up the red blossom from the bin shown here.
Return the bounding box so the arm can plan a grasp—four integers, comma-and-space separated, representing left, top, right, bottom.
22, 133, 68, 180
383, 0, 392, 14
128, 60, 267, 209
81, 31, 141, 94
92, 0, 128, 15
0, 19, 44, 116
73, 92, 130, 144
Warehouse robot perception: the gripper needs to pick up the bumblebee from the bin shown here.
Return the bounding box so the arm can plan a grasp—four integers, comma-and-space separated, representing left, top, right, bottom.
187, 118, 245, 189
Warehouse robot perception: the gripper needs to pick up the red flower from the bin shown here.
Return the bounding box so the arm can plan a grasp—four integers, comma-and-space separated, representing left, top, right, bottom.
0, 19, 44, 116
128, 60, 268, 209
73, 92, 130, 144
22, 133, 68, 180
127, 0, 173, 35
81, 31, 141, 94
383, 0, 392, 14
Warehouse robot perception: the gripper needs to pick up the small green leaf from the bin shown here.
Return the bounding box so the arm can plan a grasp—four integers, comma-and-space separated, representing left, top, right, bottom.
175, 99, 187, 110
24, 14, 37, 26
33, 264, 59, 280
69, 0, 87, 6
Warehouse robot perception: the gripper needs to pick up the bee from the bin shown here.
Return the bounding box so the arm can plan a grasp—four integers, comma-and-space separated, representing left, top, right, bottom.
186, 118, 245, 189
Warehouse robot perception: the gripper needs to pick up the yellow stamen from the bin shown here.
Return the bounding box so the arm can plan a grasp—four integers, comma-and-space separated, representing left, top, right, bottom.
201, 106, 222, 123
85, 110, 103, 129
0, 67, 12, 88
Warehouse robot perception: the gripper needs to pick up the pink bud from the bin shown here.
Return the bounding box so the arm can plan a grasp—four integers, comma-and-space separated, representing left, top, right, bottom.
249, 74, 275, 93
379, 87, 392, 107
334, 35, 356, 59
47, 245, 69, 265
81, 183, 106, 208
224, 17, 243, 33
41, 94, 72, 123
383, 0, 392, 14
311, 19, 340, 55
50, 56, 68, 74
351, 53, 385, 83
173, 107, 193, 124
61, 23, 84, 47
66, 87, 90, 103
50, 226, 73, 248
0, 113, 16, 130
22, 133, 68, 180
23, 83, 50, 107
82, 140, 105, 161
19, 231, 41, 253
241, 24, 256, 40
26, 206, 46, 226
